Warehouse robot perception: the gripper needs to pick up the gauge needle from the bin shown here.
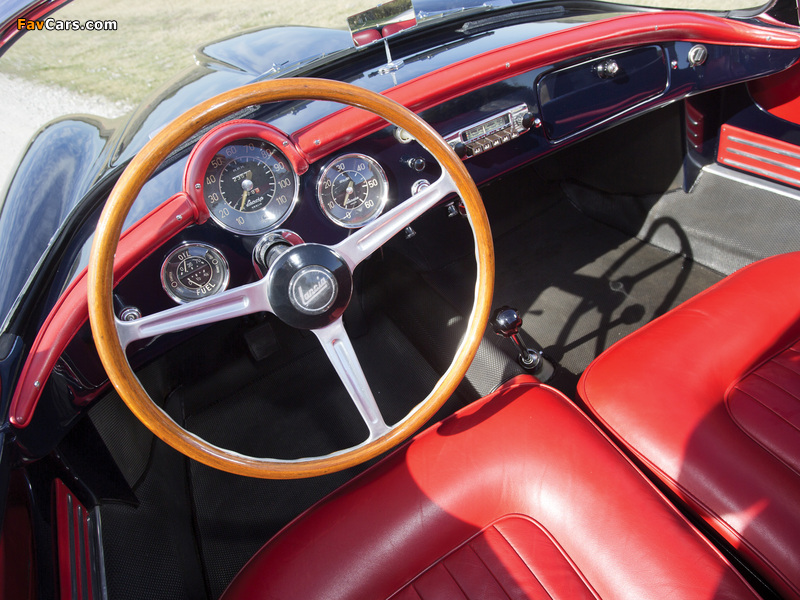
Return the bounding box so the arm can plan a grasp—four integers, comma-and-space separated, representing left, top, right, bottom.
240, 172, 254, 211
343, 181, 355, 207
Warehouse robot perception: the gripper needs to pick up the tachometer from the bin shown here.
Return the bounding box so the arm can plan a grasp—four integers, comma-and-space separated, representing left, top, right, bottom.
317, 154, 388, 228
203, 138, 298, 234
161, 243, 230, 304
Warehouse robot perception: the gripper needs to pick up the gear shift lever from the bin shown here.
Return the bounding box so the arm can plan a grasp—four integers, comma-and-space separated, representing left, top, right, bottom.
491, 306, 554, 381
491, 306, 541, 369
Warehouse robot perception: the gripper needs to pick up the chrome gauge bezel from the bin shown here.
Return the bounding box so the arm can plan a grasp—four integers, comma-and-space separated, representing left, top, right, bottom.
316, 153, 389, 229
160, 242, 230, 304
203, 138, 300, 236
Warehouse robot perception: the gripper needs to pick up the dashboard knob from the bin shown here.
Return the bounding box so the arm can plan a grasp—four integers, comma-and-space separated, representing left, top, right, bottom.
688, 44, 708, 67
402, 156, 426, 171
595, 59, 620, 79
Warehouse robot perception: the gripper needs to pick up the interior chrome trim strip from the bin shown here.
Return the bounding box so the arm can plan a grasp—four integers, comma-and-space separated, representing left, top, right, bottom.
703, 163, 800, 199
718, 158, 800, 187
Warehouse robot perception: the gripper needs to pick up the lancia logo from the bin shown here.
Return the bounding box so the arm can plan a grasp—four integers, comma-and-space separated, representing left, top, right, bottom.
289, 266, 338, 315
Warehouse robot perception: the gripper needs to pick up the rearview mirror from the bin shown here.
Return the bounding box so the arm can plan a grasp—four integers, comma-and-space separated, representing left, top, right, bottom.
348, 0, 416, 47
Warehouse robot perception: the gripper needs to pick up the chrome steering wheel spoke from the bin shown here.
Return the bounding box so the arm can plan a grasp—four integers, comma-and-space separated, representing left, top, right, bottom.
333, 172, 458, 270
313, 317, 390, 441
116, 277, 272, 348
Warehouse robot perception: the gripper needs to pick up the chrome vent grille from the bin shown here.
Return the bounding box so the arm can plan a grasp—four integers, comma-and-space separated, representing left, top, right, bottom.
717, 124, 800, 188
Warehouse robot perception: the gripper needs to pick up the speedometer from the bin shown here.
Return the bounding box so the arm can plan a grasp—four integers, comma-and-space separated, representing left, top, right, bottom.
203, 138, 298, 234
317, 154, 388, 228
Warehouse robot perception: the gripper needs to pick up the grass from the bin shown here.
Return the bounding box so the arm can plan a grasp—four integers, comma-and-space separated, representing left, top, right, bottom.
0, 0, 756, 106
0, 0, 378, 104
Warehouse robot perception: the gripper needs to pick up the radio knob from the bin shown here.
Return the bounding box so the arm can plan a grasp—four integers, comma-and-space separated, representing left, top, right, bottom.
453, 142, 468, 158
521, 112, 534, 129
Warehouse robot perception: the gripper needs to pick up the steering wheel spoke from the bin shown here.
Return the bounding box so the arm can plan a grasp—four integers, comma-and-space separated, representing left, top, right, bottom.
333, 172, 458, 270
313, 318, 390, 440
116, 278, 272, 348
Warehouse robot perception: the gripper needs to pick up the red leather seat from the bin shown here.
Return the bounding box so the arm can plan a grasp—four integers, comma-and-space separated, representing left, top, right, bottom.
381, 19, 417, 37
222, 379, 758, 600
353, 28, 382, 46
579, 251, 800, 600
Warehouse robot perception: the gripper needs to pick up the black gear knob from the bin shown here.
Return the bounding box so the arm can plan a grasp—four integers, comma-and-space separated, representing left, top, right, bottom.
491, 306, 523, 337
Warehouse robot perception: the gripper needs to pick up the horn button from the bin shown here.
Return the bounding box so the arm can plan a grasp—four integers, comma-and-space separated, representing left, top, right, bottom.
267, 244, 353, 329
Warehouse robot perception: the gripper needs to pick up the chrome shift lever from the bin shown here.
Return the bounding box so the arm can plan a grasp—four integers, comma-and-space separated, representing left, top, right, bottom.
491, 306, 542, 371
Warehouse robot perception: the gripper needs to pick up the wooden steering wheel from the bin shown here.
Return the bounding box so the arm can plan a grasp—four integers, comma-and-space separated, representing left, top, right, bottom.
87, 78, 494, 479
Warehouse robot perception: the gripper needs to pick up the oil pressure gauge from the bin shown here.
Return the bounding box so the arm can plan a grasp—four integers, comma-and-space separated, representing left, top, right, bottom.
317, 154, 388, 228
161, 243, 230, 304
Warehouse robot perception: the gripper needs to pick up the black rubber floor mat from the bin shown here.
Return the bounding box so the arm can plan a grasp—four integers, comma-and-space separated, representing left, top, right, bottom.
426, 198, 725, 395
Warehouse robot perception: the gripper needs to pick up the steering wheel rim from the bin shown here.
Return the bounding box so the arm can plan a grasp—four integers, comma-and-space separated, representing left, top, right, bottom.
87, 78, 494, 479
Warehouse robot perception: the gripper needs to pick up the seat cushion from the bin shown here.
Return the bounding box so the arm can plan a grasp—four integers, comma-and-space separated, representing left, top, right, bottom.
222, 380, 757, 600
579, 251, 800, 600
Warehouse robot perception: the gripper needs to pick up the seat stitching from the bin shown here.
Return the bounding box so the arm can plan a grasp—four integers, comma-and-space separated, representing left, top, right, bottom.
408, 582, 424, 600
493, 521, 601, 600
440, 559, 472, 600
751, 360, 800, 393
730, 383, 800, 437
466, 531, 516, 600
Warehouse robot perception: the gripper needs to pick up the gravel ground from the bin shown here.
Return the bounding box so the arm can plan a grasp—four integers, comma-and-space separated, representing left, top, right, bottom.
0, 73, 131, 195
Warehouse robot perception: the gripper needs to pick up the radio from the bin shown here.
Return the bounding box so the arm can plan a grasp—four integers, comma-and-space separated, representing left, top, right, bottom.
445, 104, 533, 159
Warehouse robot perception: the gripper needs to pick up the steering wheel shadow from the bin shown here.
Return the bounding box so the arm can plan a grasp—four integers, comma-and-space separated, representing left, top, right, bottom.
545, 215, 695, 362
